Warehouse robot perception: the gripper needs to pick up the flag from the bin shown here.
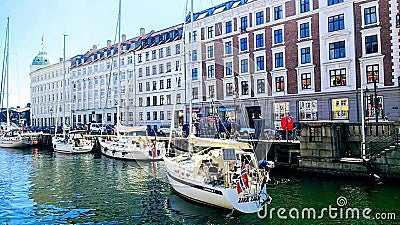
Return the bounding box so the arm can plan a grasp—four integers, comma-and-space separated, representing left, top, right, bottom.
237, 163, 249, 194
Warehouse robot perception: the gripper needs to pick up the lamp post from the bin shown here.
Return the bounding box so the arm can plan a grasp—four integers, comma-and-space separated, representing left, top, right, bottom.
49, 109, 53, 126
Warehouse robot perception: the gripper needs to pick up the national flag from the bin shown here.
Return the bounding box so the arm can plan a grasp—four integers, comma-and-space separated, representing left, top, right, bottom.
237, 163, 249, 194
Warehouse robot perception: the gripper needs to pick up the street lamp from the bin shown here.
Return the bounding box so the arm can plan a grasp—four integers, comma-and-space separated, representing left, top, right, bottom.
49, 109, 53, 126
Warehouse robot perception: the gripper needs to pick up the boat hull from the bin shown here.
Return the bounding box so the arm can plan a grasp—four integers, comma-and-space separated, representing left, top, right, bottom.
99, 138, 164, 161
52, 138, 94, 154
0, 139, 29, 148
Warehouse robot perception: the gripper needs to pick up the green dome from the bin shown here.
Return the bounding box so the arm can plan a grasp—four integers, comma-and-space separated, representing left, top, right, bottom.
32, 51, 50, 66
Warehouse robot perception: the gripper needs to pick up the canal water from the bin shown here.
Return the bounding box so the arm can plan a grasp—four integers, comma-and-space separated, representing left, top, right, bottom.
0, 147, 399, 224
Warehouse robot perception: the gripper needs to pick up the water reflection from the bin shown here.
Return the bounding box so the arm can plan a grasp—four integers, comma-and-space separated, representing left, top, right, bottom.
0, 147, 399, 224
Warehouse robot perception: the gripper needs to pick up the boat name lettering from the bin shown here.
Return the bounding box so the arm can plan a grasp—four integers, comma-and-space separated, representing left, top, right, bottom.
238, 195, 260, 203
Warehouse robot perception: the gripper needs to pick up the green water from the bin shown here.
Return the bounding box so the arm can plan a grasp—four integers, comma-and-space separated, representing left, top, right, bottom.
0, 147, 398, 224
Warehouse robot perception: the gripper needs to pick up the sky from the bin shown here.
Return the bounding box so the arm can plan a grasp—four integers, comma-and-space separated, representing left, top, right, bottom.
0, 0, 225, 108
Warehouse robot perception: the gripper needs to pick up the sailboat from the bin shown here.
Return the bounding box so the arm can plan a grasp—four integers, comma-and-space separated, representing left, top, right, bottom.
97, 0, 165, 161
0, 18, 28, 148
163, 1, 274, 213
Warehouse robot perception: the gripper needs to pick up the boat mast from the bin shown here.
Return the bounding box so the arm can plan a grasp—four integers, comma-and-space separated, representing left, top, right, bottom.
6, 17, 10, 128
116, 0, 122, 134
188, 0, 194, 137
63, 34, 67, 127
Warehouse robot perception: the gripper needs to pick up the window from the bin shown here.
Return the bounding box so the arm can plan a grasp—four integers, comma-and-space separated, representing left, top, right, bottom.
365, 35, 378, 54
226, 83, 234, 96
160, 95, 164, 105
146, 97, 151, 106
160, 111, 165, 120
241, 81, 249, 95
160, 80, 164, 89
166, 47, 171, 56
152, 65, 157, 75
138, 83, 143, 92
256, 56, 265, 71
159, 49, 164, 58
366, 64, 379, 83
146, 66, 150, 76
159, 64, 164, 73
329, 41, 345, 59
208, 85, 215, 98
192, 68, 198, 80
192, 87, 199, 99
139, 97, 143, 107
225, 62, 233, 76
177, 77, 182, 87
364, 6, 377, 25
301, 73, 311, 89
207, 26, 214, 38
274, 6, 283, 20
275, 52, 284, 68
139, 112, 143, 121
152, 50, 156, 59
330, 68, 346, 86
138, 54, 142, 62
146, 82, 150, 91
225, 41, 232, 54
153, 112, 157, 120
275, 76, 285, 92
299, 100, 318, 120
240, 38, 248, 51
256, 11, 264, 25
146, 112, 151, 120
300, 22, 310, 38
332, 98, 348, 119
240, 16, 248, 31
207, 45, 214, 58
328, 14, 344, 32
166, 78, 171, 89
167, 111, 172, 120
300, 0, 310, 13
365, 95, 383, 118
166, 62, 171, 72
175, 61, 180, 71
274, 102, 290, 121
301, 47, 311, 64
309, 127, 322, 142
257, 79, 265, 93
176, 44, 180, 54
145, 52, 150, 61
152, 81, 157, 90
241, 59, 248, 73
226, 21, 232, 33
153, 96, 157, 106
328, 0, 343, 6
138, 68, 143, 77
192, 31, 197, 41
192, 50, 197, 61
166, 95, 171, 105
176, 93, 181, 104
207, 65, 215, 78
256, 34, 264, 48
274, 29, 283, 44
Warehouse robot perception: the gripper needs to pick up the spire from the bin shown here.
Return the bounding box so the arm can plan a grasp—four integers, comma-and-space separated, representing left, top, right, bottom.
41, 35, 44, 51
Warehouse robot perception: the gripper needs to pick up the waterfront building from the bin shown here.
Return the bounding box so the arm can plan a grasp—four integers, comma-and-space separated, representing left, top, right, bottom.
134, 25, 185, 131
30, 0, 400, 131
68, 36, 138, 127
184, 0, 400, 129
30, 51, 72, 127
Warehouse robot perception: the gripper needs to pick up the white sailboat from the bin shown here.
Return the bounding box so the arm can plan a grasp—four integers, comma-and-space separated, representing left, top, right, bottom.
51, 34, 95, 154
0, 18, 28, 148
163, 1, 274, 213
97, 0, 165, 161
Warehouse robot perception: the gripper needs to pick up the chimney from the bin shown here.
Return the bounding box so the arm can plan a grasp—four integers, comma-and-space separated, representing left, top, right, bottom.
107, 40, 112, 48
122, 34, 126, 42
140, 28, 145, 37
92, 45, 97, 51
